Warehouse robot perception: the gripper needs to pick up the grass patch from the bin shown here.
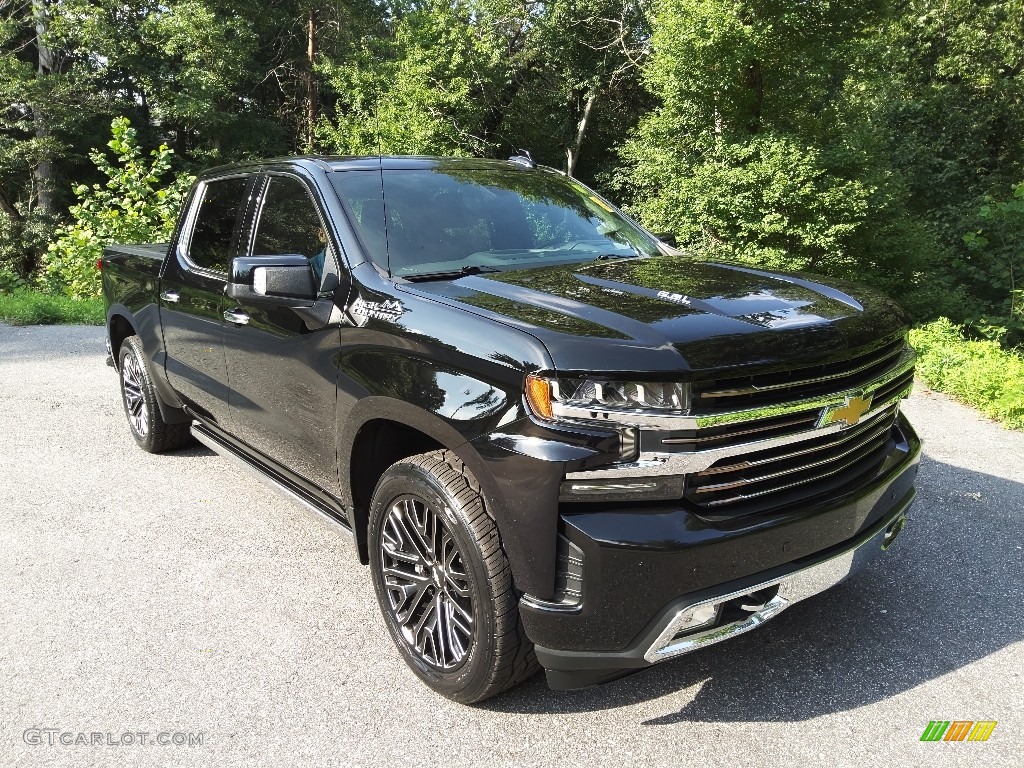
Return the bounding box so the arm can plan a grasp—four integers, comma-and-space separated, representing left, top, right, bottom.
910, 318, 1024, 429
0, 289, 104, 326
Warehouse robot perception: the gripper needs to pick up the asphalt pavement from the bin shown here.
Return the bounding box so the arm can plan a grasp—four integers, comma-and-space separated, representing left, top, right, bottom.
1, 323, 1021, 767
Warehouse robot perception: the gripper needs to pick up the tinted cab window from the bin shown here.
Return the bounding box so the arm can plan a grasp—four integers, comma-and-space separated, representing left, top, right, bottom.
252, 176, 331, 284
330, 165, 659, 277
188, 176, 249, 272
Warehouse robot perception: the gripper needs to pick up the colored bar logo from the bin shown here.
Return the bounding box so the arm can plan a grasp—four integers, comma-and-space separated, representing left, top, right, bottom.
920, 721, 997, 742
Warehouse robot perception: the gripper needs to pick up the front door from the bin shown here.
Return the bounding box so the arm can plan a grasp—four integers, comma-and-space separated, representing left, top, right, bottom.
222, 173, 345, 492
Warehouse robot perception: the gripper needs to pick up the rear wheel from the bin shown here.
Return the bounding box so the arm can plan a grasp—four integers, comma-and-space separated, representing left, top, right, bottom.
118, 335, 193, 453
367, 449, 539, 703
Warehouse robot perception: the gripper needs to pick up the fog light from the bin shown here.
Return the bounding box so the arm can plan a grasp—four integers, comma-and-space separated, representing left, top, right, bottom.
670, 603, 719, 638
559, 475, 684, 502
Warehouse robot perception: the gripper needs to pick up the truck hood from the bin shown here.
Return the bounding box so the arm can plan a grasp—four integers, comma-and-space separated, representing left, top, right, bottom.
402, 257, 909, 374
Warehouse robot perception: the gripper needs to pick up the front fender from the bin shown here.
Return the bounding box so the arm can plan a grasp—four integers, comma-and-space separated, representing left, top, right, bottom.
338, 382, 622, 600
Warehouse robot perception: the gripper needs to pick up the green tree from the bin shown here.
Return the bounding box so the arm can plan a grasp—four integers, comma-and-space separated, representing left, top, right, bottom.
40, 117, 193, 297
615, 0, 933, 293
316, 0, 651, 183
962, 181, 1024, 330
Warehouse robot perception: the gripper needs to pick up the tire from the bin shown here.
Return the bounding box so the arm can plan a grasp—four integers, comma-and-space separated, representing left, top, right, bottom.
367, 449, 540, 703
118, 335, 193, 453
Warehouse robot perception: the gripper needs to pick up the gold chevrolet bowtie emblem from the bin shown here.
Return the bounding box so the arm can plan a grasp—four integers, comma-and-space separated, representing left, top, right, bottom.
819, 393, 873, 428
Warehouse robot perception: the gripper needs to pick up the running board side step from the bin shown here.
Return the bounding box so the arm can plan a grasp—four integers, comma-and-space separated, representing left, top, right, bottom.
190, 422, 354, 537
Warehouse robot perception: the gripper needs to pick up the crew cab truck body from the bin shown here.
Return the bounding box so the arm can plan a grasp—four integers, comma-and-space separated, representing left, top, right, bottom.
102, 156, 920, 701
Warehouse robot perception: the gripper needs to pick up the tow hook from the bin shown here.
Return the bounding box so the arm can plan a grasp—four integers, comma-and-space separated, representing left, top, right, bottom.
882, 514, 907, 551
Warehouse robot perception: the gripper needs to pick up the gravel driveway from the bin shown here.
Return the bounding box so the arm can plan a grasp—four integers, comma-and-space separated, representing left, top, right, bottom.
2, 324, 1021, 767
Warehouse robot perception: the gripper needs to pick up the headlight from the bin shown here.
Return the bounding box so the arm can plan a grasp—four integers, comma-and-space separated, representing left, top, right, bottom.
525, 374, 690, 423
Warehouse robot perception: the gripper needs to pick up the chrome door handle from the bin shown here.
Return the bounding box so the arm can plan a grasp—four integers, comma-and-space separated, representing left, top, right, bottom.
160, 290, 180, 304
222, 309, 250, 326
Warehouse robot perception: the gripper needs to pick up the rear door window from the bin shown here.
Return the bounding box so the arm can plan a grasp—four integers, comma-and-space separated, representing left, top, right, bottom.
187, 176, 250, 273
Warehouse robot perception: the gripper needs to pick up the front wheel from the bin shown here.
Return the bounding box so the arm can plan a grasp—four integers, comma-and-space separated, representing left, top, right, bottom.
367, 449, 539, 703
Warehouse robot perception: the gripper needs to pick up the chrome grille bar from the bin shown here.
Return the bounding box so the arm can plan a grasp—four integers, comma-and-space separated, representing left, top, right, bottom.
692, 413, 896, 498
695, 403, 898, 477
699, 433, 892, 508
697, 338, 905, 400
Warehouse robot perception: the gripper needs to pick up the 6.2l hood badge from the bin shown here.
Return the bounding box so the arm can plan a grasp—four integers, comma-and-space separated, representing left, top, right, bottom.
656, 290, 691, 305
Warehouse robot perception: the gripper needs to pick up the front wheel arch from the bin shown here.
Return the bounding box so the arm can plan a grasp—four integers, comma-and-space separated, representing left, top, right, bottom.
339, 398, 502, 559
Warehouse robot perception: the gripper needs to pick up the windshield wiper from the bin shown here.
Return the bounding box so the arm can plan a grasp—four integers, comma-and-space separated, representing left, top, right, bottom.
593, 252, 640, 261
403, 265, 500, 282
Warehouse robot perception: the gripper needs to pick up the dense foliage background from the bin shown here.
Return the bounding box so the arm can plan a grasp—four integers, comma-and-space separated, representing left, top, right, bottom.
1, 0, 1022, 351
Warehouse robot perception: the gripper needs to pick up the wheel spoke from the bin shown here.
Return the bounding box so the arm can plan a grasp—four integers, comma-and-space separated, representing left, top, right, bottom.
397, 500, 432, 563
121, 352, 148, 436
391, 579, 432, 625
379, 494, 476, 670
412, 593, 439, 659
383, 515, 425, 566
442, 595, 470, 658
441, 532, 471, 598
432, 593, 449, 668
443, 590, 473, 624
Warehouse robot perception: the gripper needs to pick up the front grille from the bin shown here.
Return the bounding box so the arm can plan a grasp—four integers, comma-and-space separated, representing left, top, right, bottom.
653, 408, 821, 453
692, 335, 907, 413
652, 363, 912, 456
685, 402, 900, 518
565, 334, 915, 525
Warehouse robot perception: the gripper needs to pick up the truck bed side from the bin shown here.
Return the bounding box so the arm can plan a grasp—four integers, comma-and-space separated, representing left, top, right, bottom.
101, 242, 184, 415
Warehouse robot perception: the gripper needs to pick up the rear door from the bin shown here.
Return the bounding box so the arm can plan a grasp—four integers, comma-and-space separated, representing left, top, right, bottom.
222, 172, 347, 491
160, 174, 255, 426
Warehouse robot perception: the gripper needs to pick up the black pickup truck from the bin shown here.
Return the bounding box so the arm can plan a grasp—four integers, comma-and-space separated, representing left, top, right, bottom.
101, 155, 920, 703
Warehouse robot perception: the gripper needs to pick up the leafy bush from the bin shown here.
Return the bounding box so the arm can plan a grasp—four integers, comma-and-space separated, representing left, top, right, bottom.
0, 289, 104, 326
0, 211, 60, 285
618, 131, 876, 277
910, 318, 1024, 429
959, 181, 1024, 341
39, 117, 193, 298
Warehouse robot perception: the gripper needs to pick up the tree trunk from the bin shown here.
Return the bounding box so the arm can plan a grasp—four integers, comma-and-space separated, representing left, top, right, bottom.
744, 59, 763, 135
0, 191, 22, 223
478, 64, 536, 150
32, 0, 58, 215
566, 90, 598, 177
305, 9, 318, 152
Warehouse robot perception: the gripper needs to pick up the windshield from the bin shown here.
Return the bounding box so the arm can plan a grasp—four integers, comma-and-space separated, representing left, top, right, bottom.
330, 164, 661, 279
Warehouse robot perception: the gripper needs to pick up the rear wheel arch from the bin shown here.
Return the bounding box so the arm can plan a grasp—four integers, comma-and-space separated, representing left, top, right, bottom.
108, 313, 137, 369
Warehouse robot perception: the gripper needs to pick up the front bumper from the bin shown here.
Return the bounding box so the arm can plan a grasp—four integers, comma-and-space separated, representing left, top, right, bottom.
521, 413, 921, 690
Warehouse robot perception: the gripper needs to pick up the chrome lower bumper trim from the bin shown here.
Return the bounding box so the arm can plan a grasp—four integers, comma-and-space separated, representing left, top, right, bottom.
644, 499, 912, 663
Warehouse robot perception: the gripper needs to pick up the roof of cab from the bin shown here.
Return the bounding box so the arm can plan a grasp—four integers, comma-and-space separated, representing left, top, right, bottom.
198, 155, 545, 178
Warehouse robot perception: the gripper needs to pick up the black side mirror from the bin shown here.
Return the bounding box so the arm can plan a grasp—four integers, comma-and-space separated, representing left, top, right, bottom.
652, 232, 678, 248
227, 254, 317, 305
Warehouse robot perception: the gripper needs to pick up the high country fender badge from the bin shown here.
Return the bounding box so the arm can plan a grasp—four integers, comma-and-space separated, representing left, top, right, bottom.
350, 296, 403, 325
818, 392, 873, 428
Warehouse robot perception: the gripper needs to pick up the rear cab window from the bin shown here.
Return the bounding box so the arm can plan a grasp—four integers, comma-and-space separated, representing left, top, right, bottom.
185, 176, 251, 274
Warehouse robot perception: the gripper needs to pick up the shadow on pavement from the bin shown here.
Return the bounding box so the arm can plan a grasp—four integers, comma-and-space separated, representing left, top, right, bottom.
484, 456, 1024, 719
